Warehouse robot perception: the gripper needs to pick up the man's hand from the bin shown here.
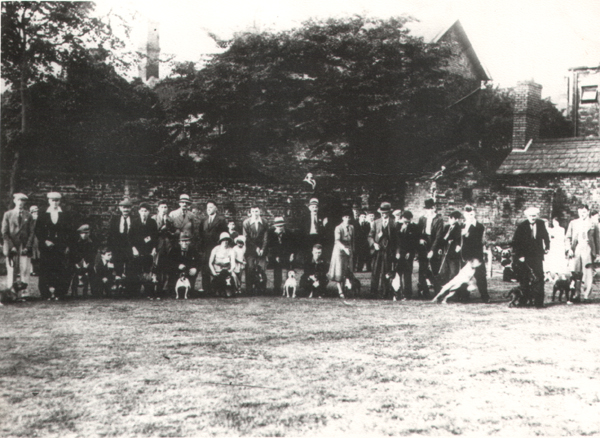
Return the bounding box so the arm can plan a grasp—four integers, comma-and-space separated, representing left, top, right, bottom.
419, 239, 426, 246
179, 264, 186, 271
21, 248, 30, 256
289, 254, 295, 263
323, 218, 328, 226
151, 248, 157, 257
189, 268, 197, 276
427, 251, 434, 259
257, 249, 263, 257
132, 247, 139, 257
455, 245, 461, 253
10, 247, 18, 255
373, 243, 380, 251
395, 252, 400, 260
519, 257, 525, 262
45, 240, 54, 247
567, 249, 574, 258
405, 253, 411, 260
102, 277, 108, 283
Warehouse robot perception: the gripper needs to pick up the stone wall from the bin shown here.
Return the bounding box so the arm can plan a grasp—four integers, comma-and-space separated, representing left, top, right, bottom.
8, 171, 405, 241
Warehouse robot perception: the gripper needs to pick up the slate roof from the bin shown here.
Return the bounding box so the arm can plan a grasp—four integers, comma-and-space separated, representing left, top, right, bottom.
497, 137, 600, 175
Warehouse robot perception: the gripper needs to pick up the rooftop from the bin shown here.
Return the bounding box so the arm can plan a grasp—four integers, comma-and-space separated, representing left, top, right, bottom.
496, 137, 600, 175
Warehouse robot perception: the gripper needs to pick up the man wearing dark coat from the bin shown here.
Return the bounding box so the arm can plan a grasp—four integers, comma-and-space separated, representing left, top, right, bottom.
299, 198, 328, 261
353, 210, 371, 273
396, 210, 420, 299
69, 224, 96, 298
242, 205, 269, 293
368, 202, 399, 299
107, 198, 135, 296
300, 243, 329, 298
152, 200, 175, 297
511, 206, 550, 308
165, 232, 200, 295
199, 200, 227, 293
440, 211, 464, 283
461, 205, 490, 303
131, 202, 159, 297
417, 198, 445, 299
35, 192, 73, 300
267, 217, 296, 295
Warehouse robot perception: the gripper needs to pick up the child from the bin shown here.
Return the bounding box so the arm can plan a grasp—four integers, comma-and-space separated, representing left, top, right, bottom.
232, 235, 246, 293
431, 258, 482, 304
92, 247, 117, 298
70, 224, 96, 298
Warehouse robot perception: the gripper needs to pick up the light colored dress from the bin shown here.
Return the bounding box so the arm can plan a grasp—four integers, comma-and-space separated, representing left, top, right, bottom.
327, 224, 354, 282
544, 225, 568, 274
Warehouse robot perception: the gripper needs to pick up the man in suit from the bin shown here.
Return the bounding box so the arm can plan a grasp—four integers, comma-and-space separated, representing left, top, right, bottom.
565, 204, 600, 301
300, 243, 329, 298
440, 211, 463, 283
165, 231, 200, 295
152, 200, 175, 298
107, 198, 135, 296
368, 202, 399, 299
131, 202, 159, 297
35, 192, 73, 300
461, 205, 489, 303
243, 205, 268, 293
199, 200, 227, 293
512, 206, 550, 308
169, 194, 196, 243
417, 198, 445, 299
354, 211, 371, 272
2, 193, 35, 295
396, 210, 419, 299
69, 224, 96, 298
267, 217, 296, 295
300, 198, 328, 262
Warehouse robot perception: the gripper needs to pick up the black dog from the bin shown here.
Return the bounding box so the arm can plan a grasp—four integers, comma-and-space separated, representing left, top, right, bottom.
249, 264, 267, 296
342, 272, 361, 299
508, 259, 538, 307
213, 270, 236, 298
506, 287, 523, 307
552, 274, 571, 302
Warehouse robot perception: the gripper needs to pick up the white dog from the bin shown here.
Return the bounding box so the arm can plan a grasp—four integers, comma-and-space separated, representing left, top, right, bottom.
175, 275, 191, 300
283, 270, 297, 298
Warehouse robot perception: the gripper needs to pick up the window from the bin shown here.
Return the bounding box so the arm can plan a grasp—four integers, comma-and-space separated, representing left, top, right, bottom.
581, 86, 598, 103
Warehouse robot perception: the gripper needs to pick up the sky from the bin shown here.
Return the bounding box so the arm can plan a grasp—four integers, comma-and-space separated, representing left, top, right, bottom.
6, 0, 600, 106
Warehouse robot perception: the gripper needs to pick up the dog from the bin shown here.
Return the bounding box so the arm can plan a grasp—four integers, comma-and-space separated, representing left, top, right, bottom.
567, 271, 583, 304
342, 272, 361, 299
249, 264, 267, 295
507, 259, 537, 307
385, 271, 402, 300
506, 287, 523, 307
213, 270, 236, 298
175, 274, 191, 300
552, 274, 571, 303
283, 270, 297, 298
500, 248, 515, 282
432, 259, 480, 304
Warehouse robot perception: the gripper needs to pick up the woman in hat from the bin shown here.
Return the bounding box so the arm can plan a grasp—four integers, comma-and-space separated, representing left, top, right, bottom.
209, 232, 237, 293
327, 210, 355, 298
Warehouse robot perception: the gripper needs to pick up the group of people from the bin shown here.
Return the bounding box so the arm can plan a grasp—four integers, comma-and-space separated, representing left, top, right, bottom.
2, 190, 598, 307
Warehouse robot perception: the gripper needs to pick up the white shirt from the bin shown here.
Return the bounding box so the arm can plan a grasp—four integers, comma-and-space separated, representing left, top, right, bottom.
47, 206, 62, 224
120, 216, 131, 234
310, 213, 318, 235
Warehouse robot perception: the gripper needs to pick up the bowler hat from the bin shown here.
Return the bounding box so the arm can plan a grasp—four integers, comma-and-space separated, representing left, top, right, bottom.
273, 217, 285, 226
179, 194, 191, 204
13, 193, 28, 201
77, 224, 90, 233
378, 202, 392, 213
119, 199, 132, 207
424, 198, 435, 209
47, 192, 62, 200
218, 232, 232, 243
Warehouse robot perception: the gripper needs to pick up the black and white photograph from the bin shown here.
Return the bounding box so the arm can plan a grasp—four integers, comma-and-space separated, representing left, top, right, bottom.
1, 0, 600, 435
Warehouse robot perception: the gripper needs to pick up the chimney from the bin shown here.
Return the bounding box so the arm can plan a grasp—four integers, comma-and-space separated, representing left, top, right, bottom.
145, 20, 160, 82
512, 81, 542, 150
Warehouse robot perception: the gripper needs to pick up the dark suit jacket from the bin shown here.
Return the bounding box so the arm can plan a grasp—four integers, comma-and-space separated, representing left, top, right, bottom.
368, 218, 398, 256
2, 208, 35, 255
152, 213, 175, 256
35, 209, 73, 254
107, 215, 134, 259
417, 214, 445, 256
461, 222, 486, 261
131, 217, 158, 256
442, 223, 463, 260
166, 244, 200, 275
267, 228, 295, 262
200, 214, 228, 255
396, 222, 420, 259
71, 238, 96, 267
94, 254, 116, 281
300, 213, 327, 242
242, 218, 269, 257
512, 219, 550, 260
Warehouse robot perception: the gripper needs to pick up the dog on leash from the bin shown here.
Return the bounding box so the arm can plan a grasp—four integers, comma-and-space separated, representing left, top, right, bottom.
175, 274, 191, 300
283, 270, 297, 298
506, 287, 524, 307
343, 272, 361, 299
249, 264, 267, 295
552, 274, 571, 303
507, 259, 538, 307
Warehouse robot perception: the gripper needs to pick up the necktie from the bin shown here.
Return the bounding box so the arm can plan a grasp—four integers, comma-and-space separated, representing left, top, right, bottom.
123, 217, 128, 235
182, 250, 187, 258
531, 223, 536, 239
18, 211, 23, 227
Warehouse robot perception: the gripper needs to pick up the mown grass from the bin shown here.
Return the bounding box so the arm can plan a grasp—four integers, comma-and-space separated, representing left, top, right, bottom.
1, 272, 600, 436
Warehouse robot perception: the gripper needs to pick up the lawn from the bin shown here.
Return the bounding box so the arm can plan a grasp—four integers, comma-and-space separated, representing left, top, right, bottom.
1, 271, 599, 437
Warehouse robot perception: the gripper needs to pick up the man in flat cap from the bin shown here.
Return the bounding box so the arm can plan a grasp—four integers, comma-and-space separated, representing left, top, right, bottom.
243, 205, 269, 294
368, 202, 399, 299
35, 192, 73, 300
267, 217, 296, 295
107, 198, 135, 296
152, 200, 175, 298
69, 224, 96, 298
2, 193, 35, 297
300, 198, 328, 262
169, 194, 196, 243
417, 198, 445, 299
461, 205, 490, 303
131, 202, 159, 298
199, 200, 227, 293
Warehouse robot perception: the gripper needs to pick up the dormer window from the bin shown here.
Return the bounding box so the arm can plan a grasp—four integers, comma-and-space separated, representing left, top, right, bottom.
581, 86, 598, 103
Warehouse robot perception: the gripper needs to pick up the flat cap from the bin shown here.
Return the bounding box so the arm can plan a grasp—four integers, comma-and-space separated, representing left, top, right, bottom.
47, 192, 62, 200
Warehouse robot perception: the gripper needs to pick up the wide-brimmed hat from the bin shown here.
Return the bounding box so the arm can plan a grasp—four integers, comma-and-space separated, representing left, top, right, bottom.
179, 194, 191, 204
378, 202, 392, 213
13, 193, 28, 201
273, 217, 285, 226
47, 192, 62, 200
119, 198, 133, 207
424, 198, 435, 210
219, 232, 232, 243
179, 232, 192, 242
77, 224, 90, 233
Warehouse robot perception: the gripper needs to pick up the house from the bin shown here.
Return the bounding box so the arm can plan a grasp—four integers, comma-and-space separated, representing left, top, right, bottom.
497, 70, 600, 221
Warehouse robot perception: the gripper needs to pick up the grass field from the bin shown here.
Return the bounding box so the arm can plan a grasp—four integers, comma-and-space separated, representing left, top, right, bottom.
1, 270, 600, 437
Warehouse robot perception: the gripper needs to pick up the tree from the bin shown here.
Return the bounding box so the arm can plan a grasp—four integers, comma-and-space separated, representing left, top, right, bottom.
1, 1, 125, 201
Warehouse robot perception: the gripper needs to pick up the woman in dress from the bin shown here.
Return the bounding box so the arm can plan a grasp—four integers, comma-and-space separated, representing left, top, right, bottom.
327, 211, 354, 298
545, 217, 568, 282
209, 232, 236, 294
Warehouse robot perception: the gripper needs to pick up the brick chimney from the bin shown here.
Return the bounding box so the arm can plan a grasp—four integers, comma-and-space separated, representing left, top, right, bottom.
512, 81, 542, 150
